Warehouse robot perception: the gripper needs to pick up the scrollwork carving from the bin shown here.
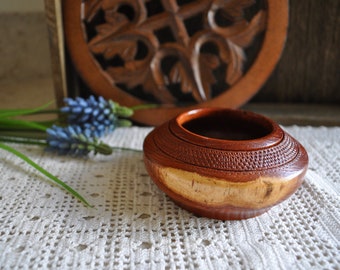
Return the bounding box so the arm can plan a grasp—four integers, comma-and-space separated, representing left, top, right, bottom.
82, 0, 266, 104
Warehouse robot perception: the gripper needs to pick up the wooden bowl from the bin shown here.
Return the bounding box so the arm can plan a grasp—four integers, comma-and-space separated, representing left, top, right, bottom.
143, 108, 308, 220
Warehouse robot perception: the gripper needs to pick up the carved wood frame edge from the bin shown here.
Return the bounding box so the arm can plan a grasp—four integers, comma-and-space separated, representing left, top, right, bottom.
62, 0, 288, 126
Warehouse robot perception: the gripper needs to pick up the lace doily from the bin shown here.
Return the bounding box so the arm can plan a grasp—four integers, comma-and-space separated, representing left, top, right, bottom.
0, 126, 339, 269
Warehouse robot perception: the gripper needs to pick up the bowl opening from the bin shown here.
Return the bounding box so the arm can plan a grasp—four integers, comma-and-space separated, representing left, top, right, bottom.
180, 110, 273, 141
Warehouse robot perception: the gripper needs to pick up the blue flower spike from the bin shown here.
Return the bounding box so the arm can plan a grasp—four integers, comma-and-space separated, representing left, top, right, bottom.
61, 96, 134, 137
46, 125, 112, 156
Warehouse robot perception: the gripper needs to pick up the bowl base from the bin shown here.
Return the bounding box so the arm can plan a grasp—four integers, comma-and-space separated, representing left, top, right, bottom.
167, 193, 272, 220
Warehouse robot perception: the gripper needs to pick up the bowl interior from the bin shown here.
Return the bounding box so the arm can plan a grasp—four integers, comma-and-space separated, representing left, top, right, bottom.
180, 110, 273, 141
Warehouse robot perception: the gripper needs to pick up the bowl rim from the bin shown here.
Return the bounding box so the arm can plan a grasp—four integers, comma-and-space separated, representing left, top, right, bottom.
172, 108, 284, 151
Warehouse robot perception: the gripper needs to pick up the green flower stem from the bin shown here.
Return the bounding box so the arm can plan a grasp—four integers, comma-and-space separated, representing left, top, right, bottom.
0, 136, 47, 146
0, 131, 47, 141
130, 104, 159, 111
0, 101, 55, 119
117, 119, 132, 127
91, 141, 113, 155
24, 109, 61, 115
0, 142, 93, 207
111, 146, 142, 153
0, 118, 49, 131
0, 135, 143, 153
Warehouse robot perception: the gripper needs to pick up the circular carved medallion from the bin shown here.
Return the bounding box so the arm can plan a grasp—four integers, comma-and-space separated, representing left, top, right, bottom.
63, 0, 288, 125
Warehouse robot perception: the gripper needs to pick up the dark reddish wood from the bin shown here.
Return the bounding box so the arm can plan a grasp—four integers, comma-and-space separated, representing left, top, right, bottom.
63, 0, 288, 125
143, 108, 308, 220
254, 0, 340, 104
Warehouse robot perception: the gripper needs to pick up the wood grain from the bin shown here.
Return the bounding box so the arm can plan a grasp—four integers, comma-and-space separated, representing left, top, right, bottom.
44, 0, 67, 107
254, 0, 340, 104
49, 0, 338, 119
143, 108, 308, 220
62, 0, 288, 125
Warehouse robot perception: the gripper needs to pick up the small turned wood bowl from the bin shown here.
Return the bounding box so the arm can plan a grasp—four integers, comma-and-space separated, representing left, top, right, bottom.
143, 108, 308, 220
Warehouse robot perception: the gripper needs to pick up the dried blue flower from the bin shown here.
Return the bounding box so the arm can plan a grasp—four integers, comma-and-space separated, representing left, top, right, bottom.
46, 125, 112, 156
61, 96, 133, 137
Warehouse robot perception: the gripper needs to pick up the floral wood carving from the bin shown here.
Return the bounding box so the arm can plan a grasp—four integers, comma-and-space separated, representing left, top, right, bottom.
63, 0, 288, 125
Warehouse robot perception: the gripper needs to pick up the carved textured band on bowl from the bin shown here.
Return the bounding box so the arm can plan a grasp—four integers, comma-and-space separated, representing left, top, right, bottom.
143, 108, 308, 220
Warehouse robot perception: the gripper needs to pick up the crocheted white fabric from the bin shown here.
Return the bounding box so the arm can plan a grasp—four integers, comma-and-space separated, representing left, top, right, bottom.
0, 126, 339, 269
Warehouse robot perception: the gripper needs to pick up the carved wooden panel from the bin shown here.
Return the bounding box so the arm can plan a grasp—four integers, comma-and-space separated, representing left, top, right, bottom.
63, 0, 288, 125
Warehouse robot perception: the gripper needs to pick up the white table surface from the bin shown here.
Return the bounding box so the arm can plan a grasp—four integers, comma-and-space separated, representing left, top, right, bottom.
0, 126, 339, 269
